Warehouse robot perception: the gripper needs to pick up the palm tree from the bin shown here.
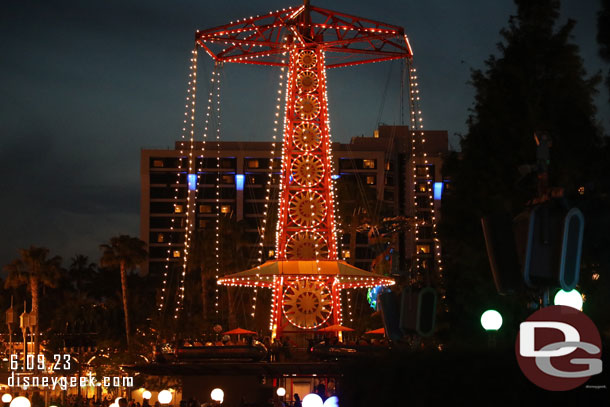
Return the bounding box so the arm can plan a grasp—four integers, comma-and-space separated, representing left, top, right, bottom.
99, 235, 147, 347
4, 246, 61, 363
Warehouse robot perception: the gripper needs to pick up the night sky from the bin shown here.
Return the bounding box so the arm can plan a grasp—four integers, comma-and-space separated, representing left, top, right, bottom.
1, 0, 607, 268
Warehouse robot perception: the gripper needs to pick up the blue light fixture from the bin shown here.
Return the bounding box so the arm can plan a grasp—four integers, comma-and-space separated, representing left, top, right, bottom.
235, 174, 245, 191
187, 174, 197, 191
433, 182, 444, 200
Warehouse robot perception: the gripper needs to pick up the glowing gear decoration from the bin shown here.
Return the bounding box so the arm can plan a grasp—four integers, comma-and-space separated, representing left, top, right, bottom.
293, 123, 322, 151
283, 279, 332, 328
296, 95, 320, 120
291, 155, 324, 187
286, 231, 328, 259
289, 190, 327, 228
298, 50, 317, 68
297, 71, 319, 92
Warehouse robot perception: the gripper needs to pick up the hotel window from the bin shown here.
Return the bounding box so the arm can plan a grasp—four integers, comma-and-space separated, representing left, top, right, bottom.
247, 175, 257, 184
152, 159, 164, 168
268, 250, 275, 257
221, 158, 235, 169
366, 176, 376, 185
272, 158, 282, 169
157, 233, 164, 243
220, 205, 232, 214
363, 159, 376, 169
221, 175, 234, 184
246, 159, 260, 169
199, 220, 208, 228
416, 245, 431, 254
173, 250, 181, 258
343, 250, 351, 259
199, 205, 212, 213
174, 205, 184, 213
417, 182, 428, 192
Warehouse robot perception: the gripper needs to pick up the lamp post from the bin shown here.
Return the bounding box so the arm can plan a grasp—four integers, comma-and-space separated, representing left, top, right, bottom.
480, 309, 503, 347
210, 389, 224, 405
553, 289, 583, 310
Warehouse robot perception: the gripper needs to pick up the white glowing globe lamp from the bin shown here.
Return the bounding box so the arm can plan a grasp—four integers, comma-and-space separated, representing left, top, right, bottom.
322, 396, 339, 407
10, 397, 30, 407
109, 403, 117, 407
2, 395, 13, 404
302, 394, 323, 407
115, 398, 122, 405
276, 387, 286, 397
554, 289, 583, 310
480, 310, 503, 331
210, 388, 224, 403
142, 391, 152, 401
158, 390, 172, 405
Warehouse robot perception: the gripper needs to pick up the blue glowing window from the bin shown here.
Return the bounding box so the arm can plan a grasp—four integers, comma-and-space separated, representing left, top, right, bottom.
434, 182, 444, 200
331, 174, 341, 180
235, 174, 245, 191
187, 174, 197, 191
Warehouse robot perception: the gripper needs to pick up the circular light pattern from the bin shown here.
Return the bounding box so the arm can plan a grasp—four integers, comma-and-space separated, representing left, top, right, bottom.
298, 50, 317, 68
293, 122, 321, 151
142, 391, 152, 400
288, 190, 327, 228
158, 390, 172, 405
210, 389, 224, 403
9, 398, 30, 407
302, 393, 323, 407
297, 71, 318, 92
276, 387, 286, 397
2, 395, 13, 404
291, 155, 324, 187
286, 231, 328, 259
323, 396, 339, 407
554, 289, 583, 310
283, 279, 332, 329
296, 95, 320, 120
480, 310, 503, 331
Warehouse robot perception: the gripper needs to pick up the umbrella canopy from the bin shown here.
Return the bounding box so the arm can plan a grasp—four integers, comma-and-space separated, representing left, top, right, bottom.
223, 328, 257, 335
364, 327, 385, 335
217, 260, 395, 288
317, 324, 355, 332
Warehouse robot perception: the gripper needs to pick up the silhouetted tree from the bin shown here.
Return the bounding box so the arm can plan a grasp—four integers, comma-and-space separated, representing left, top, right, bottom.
100, 235, 147, 347
4, 246, 61, 362
440, 0, 606, 345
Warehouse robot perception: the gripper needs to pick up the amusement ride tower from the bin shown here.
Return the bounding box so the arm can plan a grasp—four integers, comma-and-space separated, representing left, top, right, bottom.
197, 1, 415, 338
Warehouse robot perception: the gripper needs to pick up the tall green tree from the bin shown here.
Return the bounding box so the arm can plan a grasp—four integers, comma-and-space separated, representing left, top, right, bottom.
100, 235, 147, 347
4, 246, 61, 362
441, 0, 605, 344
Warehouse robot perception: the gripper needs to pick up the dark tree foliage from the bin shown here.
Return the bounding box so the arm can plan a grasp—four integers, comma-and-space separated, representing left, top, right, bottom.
598, 0, 610, 100
440, 0, 609, 346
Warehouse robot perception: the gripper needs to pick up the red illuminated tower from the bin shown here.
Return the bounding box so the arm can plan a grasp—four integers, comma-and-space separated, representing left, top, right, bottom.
201, 1, 411, 338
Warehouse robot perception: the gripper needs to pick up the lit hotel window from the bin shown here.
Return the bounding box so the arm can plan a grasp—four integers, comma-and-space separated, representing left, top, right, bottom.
222, 175, 234, 184
247, 159, 260, 169
416, 245, 431, 254
157, 233, 164, 243
363, 159, 376, 169
152, 159, 164, 168
268, 250, 275, 257
221, 205, 232, 214
366, 176, 376, 185
173, 250, 181, 258
343, 250, 351, 259
174, 205, 184, 213
418, 182, 428, 192
200, 205, 212, 213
